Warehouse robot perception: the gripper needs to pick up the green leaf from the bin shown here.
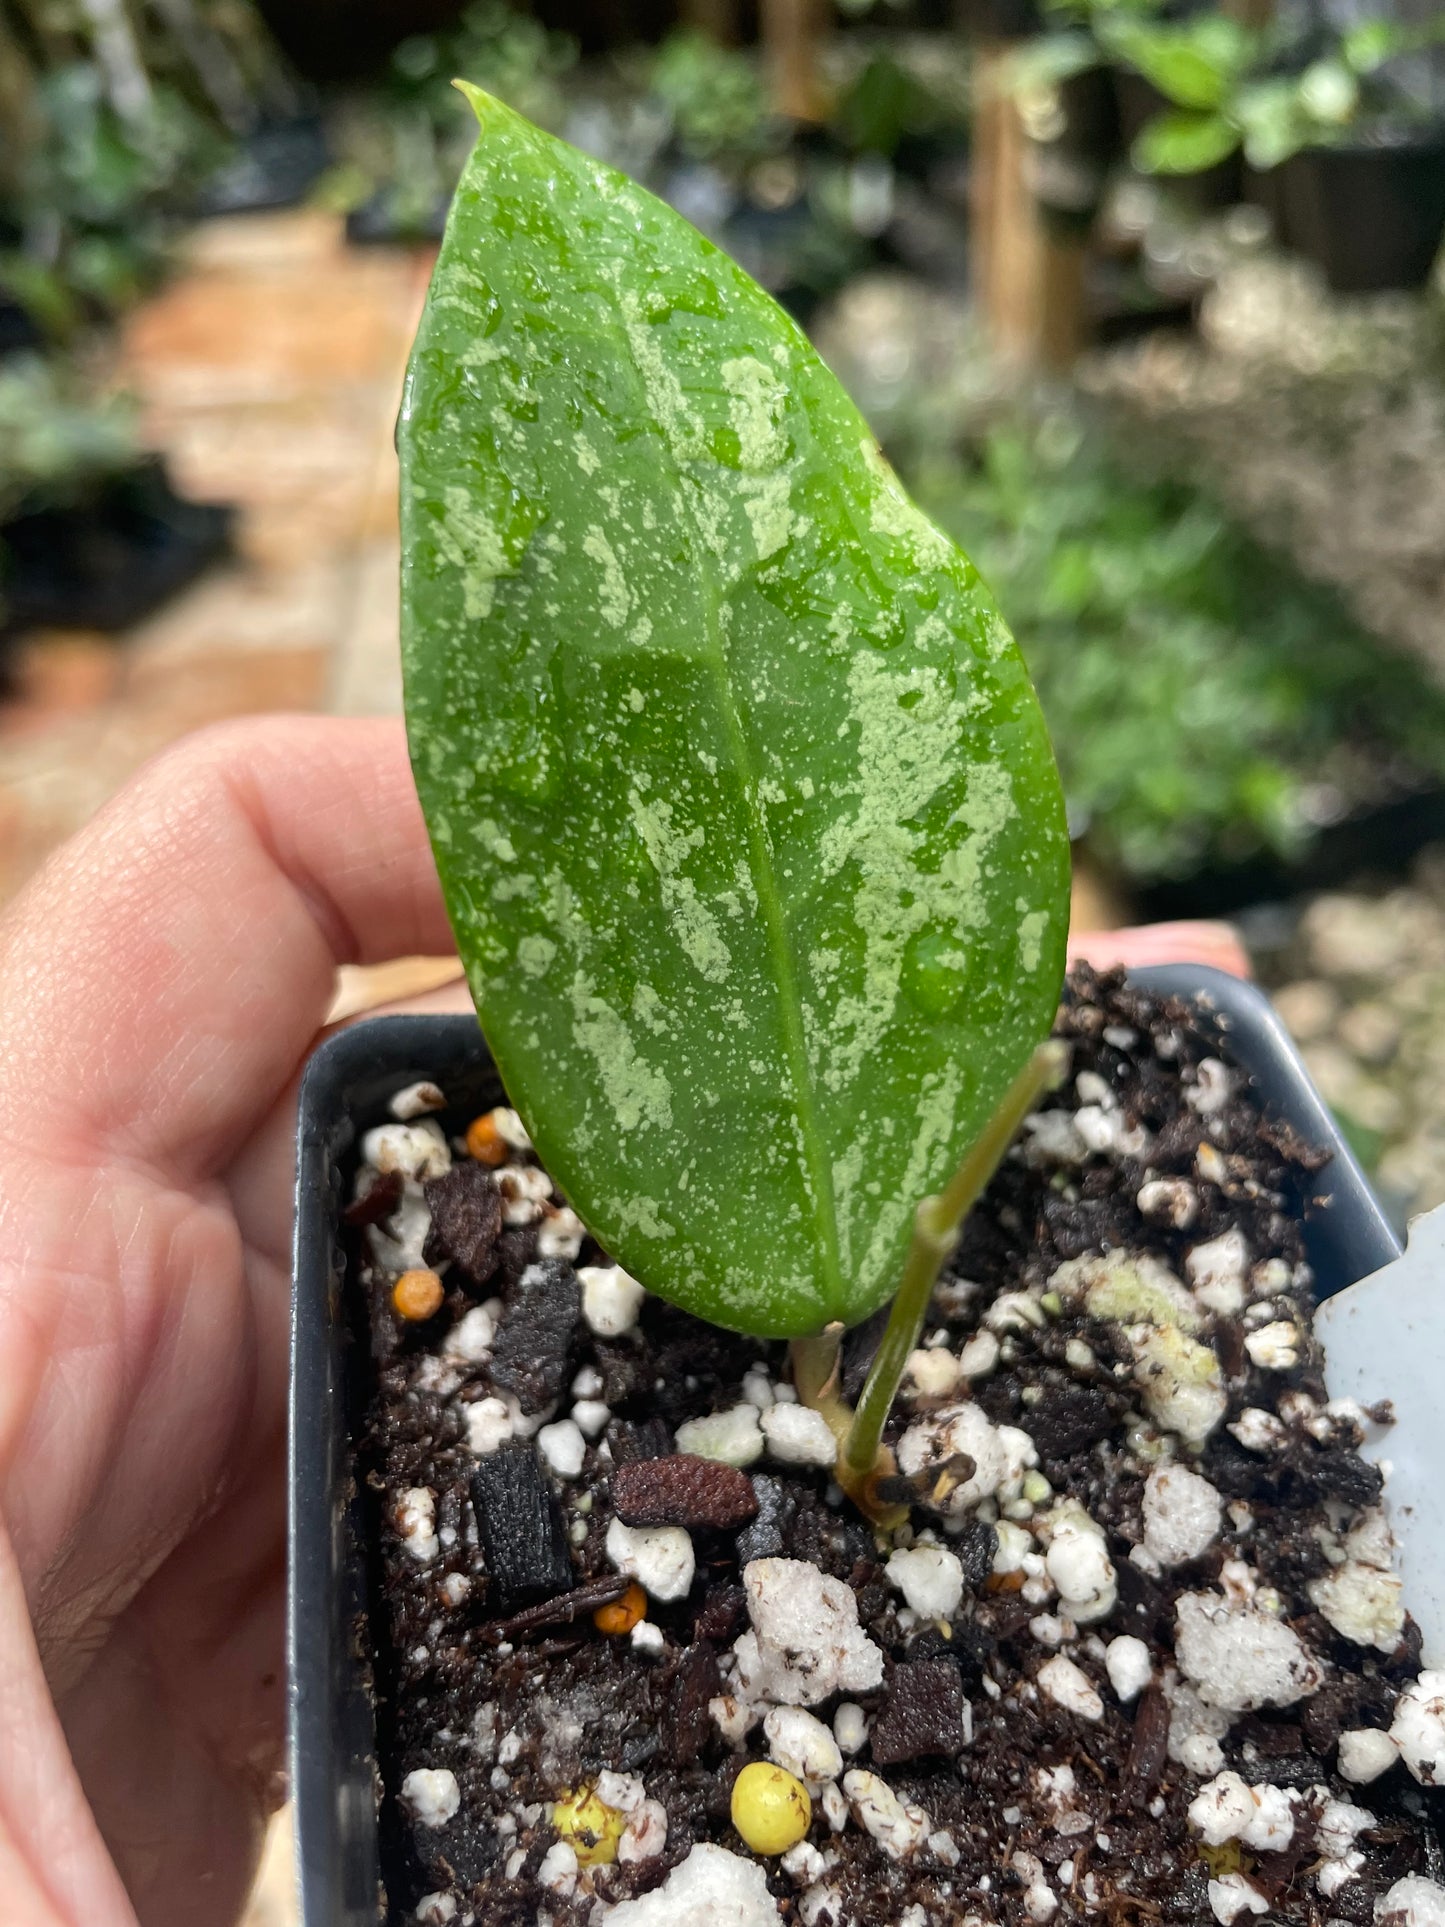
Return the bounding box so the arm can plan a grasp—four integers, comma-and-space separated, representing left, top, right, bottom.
1132, 108, 1240, 174
399, 89, 1069, 1339
1341, 20, 1405, 74
1100, 17, 1251, 111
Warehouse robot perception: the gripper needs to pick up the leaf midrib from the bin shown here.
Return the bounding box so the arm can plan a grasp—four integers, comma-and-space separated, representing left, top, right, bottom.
605, 308, 847, 1321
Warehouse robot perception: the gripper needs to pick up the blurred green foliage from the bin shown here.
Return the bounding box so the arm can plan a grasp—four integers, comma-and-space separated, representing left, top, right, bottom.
903, 409, 1445, 881
1024, 0, 1445, 175
0, 353, 137, 522
648, 30, 772, 164
325, 2, 578, 234
1, 67, 224, 337
0, 0, 295, 336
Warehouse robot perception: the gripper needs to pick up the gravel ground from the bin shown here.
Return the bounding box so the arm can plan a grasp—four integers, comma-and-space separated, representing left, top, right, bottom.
1248, 847, 1445, 1232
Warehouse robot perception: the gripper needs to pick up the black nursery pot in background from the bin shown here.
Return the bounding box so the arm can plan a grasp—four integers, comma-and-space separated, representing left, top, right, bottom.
0, 456, 232, 642
287, 968, 1400, 1926
1268, 131, 1445, 294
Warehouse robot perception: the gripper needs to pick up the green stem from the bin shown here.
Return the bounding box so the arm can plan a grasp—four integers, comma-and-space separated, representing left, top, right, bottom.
842, 1040, 1067, 1482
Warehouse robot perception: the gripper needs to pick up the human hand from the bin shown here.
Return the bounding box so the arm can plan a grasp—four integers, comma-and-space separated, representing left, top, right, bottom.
0, 705, 1247, 1926
0, 717, 451, 1927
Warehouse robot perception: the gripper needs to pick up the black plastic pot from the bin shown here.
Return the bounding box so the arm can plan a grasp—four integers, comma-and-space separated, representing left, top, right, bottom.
0, 298, 41, 360
1267, 132, 1445, 294
287, 968, 1399, 1924
1130, 782, 1445, 925
344, 191, 451, 249
196, 114, 331, 218
0, 456, 232, 640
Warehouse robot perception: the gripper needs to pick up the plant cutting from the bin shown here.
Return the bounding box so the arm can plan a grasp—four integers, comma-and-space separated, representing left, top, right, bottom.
399, 81, 1070, 1515
295, 85, 1445, 1927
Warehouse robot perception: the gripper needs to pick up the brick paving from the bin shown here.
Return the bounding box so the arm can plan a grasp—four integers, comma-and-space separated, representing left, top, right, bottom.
0, 209, 431, 910
0, 208, 439, 1927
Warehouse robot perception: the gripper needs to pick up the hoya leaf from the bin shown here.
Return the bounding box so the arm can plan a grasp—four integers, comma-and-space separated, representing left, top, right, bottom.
399, 89, 1069, 1339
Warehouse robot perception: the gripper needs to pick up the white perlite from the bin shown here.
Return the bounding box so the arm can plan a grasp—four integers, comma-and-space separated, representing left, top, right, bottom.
389, 1080, 446, 1120
538, 1206, 586, 1260
842, 1770, 930, 1859
362, 1119, 452, 1181
1209, 1872, 1269, 1924
895, 1400, 1037, 1518
1245, 1320, 1301, 1370
1390, 1672, 1445, 1785
1378, 1876, 1445, 1927
606, 1518, 695, 1601
536, 1419, 586, 1480
1037, 1656, 1104, 1721
396, 1487, 439, 1563
538, 1841, 579, 1895
674, 1404, 765, 1468
465, 1397, 517, 1457
444, 1303, 498, 1363
1042, 1505, 1116, 1624
497, 1165, 551, 1225
957, 1330, 1001, 1379
572, 1398, 610, 1438
761, 1403, 838, 1467
1309, 1510, 1404, 1654
1186, 1231, 1250, 1315
401, 1768, 460, 1828
833, 1703, 868, 1755
1187, 1057, 1234, 1117
1338, 1727, 1400, 1784
1187, 1773, 1295, 1850
619, 1799, 669, 1864
1137, 1177, 1199, 1230
764, 1706, 843, 1788
1164, 1669, 1233, 1778
1309, 1559, 1405, 1653
414, 1896, 456, 1924
580, 1264, 645, 1337
905, 1348, 961, 1400
1104, 1636, 1153, 1704
1229, 1407, 1286, 1454
709, 1693, 761, 1746
1174, 1590, 1323, 1711
733, 1559, 884, 1707
1142, 1463, 1223, 1567
1131, 1325, 1228, 1448
599, 1842, 781, 1925
886, 1546, 965, 1621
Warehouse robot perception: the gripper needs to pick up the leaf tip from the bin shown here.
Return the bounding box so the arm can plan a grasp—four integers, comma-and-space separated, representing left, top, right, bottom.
452, 78, 497, 126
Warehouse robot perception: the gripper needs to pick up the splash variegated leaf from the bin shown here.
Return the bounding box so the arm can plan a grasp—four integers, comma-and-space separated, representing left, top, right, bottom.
399, 88, 1069, 1339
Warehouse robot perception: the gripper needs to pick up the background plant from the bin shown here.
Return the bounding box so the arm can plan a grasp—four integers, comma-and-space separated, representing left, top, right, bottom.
0, 0, 297, 335
895, 401, 1445, 882
1014, 0, 1445, 177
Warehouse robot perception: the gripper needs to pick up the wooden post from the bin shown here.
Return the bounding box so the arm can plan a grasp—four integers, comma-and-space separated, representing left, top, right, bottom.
760, 0, 829, 126
969, 42, 1088, 370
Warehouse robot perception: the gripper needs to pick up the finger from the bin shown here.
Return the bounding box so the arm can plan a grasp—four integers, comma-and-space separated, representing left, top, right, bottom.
55, 1454, 285, 1927
0, 715, 454, 1179
1067, 921, 1251, 980
0, 1528, 138, 1926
